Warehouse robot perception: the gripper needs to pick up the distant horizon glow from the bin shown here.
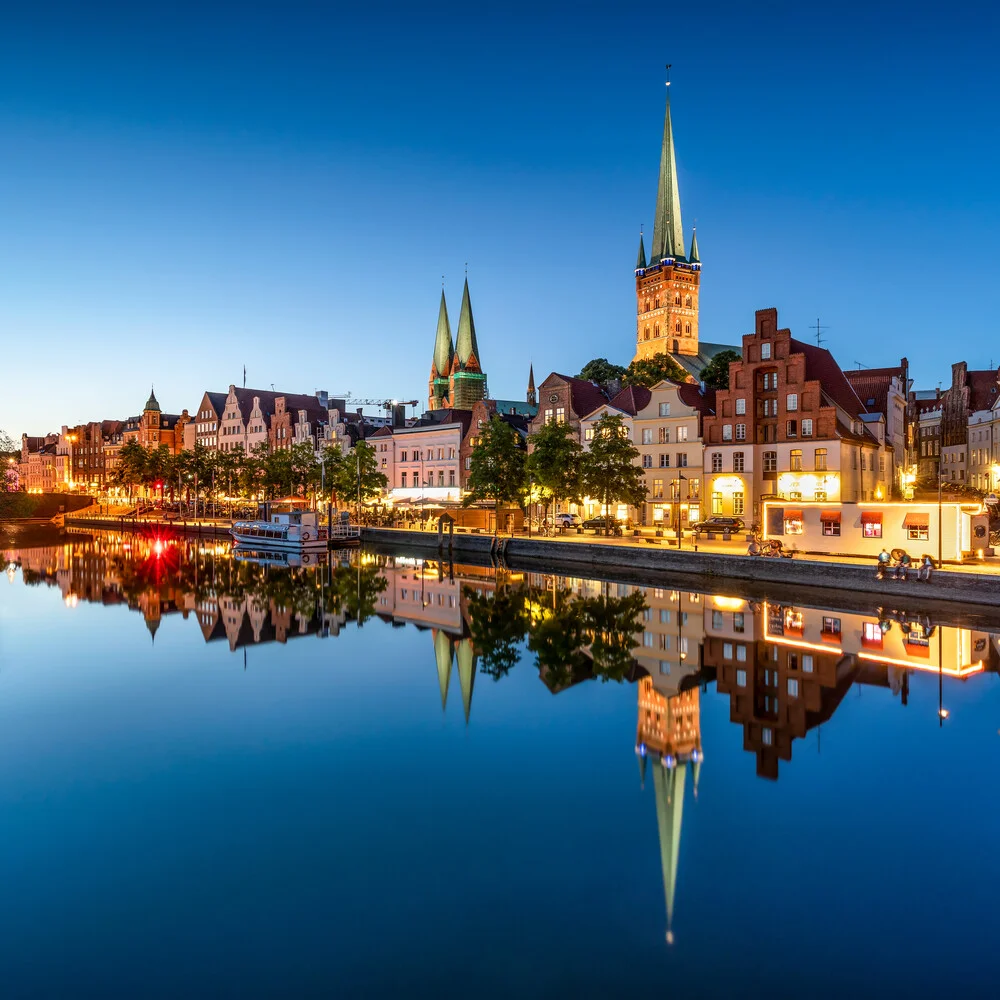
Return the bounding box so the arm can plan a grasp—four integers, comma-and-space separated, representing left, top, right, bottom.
4, 2, 999, 434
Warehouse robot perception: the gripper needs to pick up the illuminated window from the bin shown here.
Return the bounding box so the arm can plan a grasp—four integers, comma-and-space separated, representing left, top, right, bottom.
733, 492, 745, 515
677, 426, 688, 442
734, 612, 745, 633
815, 448, 827, 470
908, 524, 930, 541
653, 479, 664, 498
712, 492, 723, 514
790, 449, 803, 471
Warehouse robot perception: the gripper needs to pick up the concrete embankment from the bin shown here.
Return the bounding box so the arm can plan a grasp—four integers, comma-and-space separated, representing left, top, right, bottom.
361, 527, 1000, 612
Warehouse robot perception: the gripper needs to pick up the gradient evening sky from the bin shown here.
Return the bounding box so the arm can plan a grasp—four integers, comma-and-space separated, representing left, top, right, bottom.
2, 0, 998, 435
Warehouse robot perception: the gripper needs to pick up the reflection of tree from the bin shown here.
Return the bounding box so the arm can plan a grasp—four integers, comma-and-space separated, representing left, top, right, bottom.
527, 589, 591, 689
464, 584, 528, 680
324, 561, 388, 626
579, 590, 647, 682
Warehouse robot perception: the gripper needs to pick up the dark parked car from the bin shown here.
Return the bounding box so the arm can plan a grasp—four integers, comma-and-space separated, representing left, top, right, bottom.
582, 515, 623, 535
691, 516, 745, 536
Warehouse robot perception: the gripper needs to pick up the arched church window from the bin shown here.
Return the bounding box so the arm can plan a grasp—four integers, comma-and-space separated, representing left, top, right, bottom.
654, 325, 660, 338
685, 295, 692, 307
675, 321, 682, 333
654, 297, 660, 310
644, 327, 650, 341
685, 323, 691, 334
675, 293, 681, 305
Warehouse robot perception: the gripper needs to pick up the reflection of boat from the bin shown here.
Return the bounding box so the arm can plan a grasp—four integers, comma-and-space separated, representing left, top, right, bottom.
232, 547, 326, 569
231, 510, 328, 551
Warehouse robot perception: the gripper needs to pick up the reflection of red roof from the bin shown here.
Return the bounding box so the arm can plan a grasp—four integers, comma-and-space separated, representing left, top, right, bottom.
845, 366, 904, 417
790, 339, 866, 418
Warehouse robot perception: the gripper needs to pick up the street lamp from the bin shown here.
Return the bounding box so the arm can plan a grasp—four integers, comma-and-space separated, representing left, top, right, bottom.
674, 473, 688, 550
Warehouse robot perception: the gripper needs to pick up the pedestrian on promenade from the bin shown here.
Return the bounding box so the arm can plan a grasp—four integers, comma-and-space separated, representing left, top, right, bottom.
918, 554, 934, 582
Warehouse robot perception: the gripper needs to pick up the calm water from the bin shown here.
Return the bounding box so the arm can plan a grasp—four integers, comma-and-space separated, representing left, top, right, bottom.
1, 527, 998, 997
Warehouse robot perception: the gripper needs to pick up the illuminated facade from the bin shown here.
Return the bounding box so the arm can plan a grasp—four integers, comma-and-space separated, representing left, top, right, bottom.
702, 308, 890, 520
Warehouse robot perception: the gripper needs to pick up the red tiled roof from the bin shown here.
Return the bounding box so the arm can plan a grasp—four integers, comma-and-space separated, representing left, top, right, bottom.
676, 381, 716, 416
966, 370, 1000, 412
607, 385, 652, 415
369, 425, 393, 437
790, 339, 867, 418
549, 374, 609, 418
844, 366, 904, 417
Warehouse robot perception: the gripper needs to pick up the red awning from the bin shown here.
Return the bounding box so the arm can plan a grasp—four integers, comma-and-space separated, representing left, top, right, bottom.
784, 509, 803, 520
903, 512, 930, 527
860, 511, 882, 524
819, 510, 841, 523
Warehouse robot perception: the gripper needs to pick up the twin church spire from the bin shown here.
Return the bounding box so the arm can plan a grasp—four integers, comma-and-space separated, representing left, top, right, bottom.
428, 278, 488, 411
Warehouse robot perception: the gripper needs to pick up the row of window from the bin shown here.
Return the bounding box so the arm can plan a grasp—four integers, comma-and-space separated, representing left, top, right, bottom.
642, 322, 692, 340
650, 478, 700, 499
642, 294, 693, 311
639, 424, 688, 444
399, 471, 456, 488
397, 448, 457, 462
641, 453, 690, 468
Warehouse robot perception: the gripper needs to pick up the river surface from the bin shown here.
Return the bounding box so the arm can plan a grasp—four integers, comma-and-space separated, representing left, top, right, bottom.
1, 527, 998, 997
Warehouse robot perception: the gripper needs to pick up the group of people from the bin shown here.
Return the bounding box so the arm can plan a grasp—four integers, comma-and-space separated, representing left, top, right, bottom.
876, 548, 934, 582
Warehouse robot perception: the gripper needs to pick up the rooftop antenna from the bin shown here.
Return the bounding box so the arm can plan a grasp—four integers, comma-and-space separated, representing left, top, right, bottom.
811, 317, 828, 347
853, 361, 870, 370
270, 383, 275, 391
243, 365, 246, 389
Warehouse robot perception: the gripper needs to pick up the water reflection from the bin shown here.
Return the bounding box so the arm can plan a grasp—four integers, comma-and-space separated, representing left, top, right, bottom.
4, 529, 999, 955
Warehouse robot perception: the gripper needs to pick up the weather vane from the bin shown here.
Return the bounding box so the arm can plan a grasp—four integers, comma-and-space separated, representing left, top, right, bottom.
665, 63, 672, 87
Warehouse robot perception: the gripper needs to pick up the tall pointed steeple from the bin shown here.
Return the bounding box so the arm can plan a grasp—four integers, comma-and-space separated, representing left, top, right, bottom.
527, 363, 536, 407
454, 278, 480, 367
636, 231, 647, 270
688, 227, 700, 264
432, 290, 454, 376
649, 79, 685, 263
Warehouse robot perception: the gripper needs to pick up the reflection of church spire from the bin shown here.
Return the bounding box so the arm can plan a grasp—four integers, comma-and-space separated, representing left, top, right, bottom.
456, 638, 477, 725
652, 760, 687, 946
433, 629, 454, 711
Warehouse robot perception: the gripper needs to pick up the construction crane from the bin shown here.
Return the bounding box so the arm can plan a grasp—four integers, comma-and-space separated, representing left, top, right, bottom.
332, 395, 420, 416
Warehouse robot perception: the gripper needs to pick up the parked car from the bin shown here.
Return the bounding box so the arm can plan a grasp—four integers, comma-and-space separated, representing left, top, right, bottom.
582, 515, 623, 535
691, 516, 745, 536
546, 512, 582, 528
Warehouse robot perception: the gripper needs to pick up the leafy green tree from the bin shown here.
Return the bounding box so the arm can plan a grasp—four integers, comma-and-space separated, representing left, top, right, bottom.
699, 349, 741, 390
526, 591, 592, 687
577, 358, 627, 387
581, 413, 646, 534
329, 441, 387, 515
464, 583, 528, 680
526, 419, 583, 525
463, 417, 526, 535
145, 444, 173, 494
622, 354, 686, 388
114, 440, 148, 500
289, 442, 321, 497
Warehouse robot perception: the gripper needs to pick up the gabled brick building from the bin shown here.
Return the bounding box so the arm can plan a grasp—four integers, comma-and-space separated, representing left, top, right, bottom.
702, 308, 889, 520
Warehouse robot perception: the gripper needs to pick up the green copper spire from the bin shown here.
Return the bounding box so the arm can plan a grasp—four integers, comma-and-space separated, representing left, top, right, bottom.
650, 82, 685, 263
688, 227, 699, 264
432, 290, 454, 376
433, 630, 453, 711
455, 278, 480, 367
653, 760, 687, 945
144, 386, 160, 412
636, 231, 647, 269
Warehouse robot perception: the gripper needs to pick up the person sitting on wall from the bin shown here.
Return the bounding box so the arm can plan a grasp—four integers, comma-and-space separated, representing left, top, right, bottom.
918, 554, 934, 582
893, 551, 912, 581
876, 548, 891, 580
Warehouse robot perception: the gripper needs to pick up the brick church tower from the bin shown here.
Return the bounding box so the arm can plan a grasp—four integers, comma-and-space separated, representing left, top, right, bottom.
428, 278, 488, 411
634, 81, 702, 366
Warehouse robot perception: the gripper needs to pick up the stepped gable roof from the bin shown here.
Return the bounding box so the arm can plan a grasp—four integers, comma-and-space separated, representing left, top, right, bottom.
676, 381, 716, 415
790, 338, 867, 419
845, 366, 905, 416
548, 374, 609, 419
967, 369, 1000, 412
160, 414, 183, 430
608, 385, 652, 415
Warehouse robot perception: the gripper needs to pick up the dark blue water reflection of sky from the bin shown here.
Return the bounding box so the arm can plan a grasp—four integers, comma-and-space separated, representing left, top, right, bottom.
1, 563, 998, 997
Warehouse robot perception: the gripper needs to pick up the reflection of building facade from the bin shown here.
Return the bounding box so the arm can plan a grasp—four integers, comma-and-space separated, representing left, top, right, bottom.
634, 588, 706, 690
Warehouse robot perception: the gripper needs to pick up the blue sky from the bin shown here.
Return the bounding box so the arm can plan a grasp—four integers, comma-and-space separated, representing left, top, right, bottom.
3, 1, 998, 435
